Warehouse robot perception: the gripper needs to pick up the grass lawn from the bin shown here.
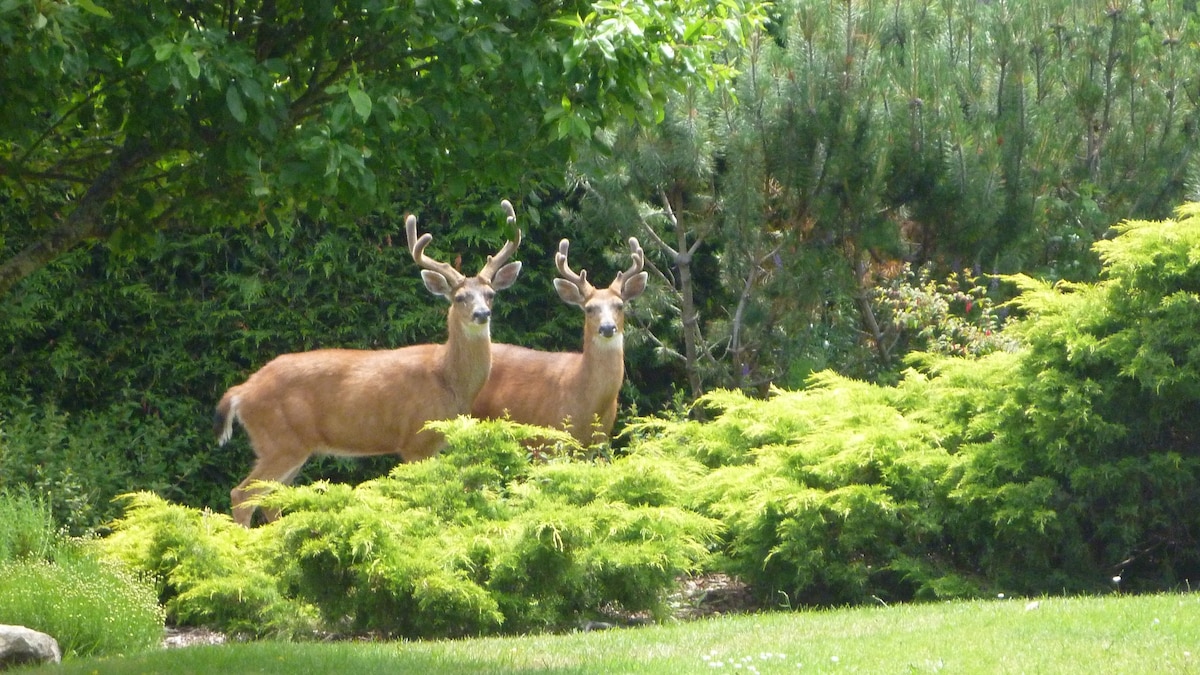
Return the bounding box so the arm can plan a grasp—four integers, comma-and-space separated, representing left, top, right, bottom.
19, 592, 1199, 674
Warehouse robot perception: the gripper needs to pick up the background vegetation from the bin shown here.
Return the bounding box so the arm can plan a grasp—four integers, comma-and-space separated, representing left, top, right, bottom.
63, 204, 1200, 638
3, 0, 1200, 648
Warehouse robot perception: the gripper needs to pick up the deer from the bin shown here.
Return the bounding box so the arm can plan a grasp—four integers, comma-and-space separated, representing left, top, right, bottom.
215, 201, 523, 526
471, 236, 646, 446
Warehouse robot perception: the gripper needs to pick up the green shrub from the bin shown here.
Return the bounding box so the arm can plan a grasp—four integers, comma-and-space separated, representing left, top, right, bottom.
101, 492, 319, 639
653, 377, 966, 606
930, 204, 1200, 592
0, 399, 201, 535
102, 418, 717, 639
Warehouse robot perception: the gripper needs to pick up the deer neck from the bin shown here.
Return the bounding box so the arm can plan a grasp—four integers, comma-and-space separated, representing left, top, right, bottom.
580, 330, 626, 402
441, 314, 493, 403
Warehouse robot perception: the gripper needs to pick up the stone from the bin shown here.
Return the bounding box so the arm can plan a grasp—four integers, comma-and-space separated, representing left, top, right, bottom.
0, 625, 61, 670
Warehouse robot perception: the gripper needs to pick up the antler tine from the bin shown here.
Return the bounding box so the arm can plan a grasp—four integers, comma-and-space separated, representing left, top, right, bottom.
406, 213, 464, 283
479, 199, 522, 283
613, 236, 645, 286
555, 238, 592, 292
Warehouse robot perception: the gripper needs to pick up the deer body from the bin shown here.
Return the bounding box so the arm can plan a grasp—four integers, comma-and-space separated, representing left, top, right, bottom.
472, 238, 646, 445
217, 203, 521, 526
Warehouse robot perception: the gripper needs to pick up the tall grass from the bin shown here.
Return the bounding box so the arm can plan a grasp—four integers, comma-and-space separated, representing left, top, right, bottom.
0, 489, 165, 658
21, 592, 1199, 674
0, 488, 58, 561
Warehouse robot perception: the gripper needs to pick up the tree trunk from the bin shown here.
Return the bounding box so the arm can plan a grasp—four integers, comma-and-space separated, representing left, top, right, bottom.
0, 139, 152, 298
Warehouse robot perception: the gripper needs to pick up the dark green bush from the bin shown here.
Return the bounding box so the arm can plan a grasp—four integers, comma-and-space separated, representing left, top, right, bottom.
0, 401, 196, 535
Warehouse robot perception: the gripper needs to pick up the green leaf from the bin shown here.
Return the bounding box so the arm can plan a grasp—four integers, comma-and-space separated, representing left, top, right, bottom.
348, 87, 372, 121
74, 0, 113, 18
226, 86, 247, 123
153, 41, 175, 62
180, 48, 201, 80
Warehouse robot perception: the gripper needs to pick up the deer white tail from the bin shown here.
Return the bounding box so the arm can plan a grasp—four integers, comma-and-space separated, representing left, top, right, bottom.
214, 392, 239, 446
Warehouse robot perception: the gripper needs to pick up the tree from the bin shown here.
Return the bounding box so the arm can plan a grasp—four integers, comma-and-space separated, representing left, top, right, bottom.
568, 0, 1200, 396
0, 0, 756, 298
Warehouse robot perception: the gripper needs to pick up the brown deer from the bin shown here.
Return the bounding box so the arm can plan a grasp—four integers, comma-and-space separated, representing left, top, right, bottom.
471, 237, 646, 446
216, 202, 523, 526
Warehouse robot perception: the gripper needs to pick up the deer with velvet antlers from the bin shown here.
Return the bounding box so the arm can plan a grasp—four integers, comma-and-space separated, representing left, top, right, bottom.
215, 201, 522, 526
471, 237, 646, 446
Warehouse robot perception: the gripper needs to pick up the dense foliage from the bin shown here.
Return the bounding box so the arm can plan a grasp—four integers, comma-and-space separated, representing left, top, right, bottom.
639, 205, 1200, 602
4, 0, 1200, 640
95, 205, 1200, 635
6, 1, 1200, 528
572, 0, 1200, 393
0, 0, 754, 296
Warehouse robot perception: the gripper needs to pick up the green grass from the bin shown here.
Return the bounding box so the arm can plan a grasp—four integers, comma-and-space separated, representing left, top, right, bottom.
19, 592, 1199, 674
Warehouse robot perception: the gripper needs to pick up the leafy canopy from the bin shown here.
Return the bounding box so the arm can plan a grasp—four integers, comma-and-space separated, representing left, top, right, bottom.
0, 0, 761, 297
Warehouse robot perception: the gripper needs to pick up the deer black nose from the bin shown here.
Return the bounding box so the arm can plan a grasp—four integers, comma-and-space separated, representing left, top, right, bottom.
598, 323, 617, 338
473, 309, 492, 323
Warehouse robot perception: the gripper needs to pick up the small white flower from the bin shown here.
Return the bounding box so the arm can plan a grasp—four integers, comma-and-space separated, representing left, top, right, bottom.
831, 655, 840, 663
997, 593, 1005, 599
1112, 575, 1122, 584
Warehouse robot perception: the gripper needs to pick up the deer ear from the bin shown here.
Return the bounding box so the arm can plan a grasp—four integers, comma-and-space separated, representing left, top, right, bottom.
421, 270, 454, 299
554, 278, 587, 306
490, 261, 522, 291
621, 271, 648, 300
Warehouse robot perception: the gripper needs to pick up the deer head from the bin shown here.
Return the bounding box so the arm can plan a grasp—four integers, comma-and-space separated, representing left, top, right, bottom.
553, 236, 647, 341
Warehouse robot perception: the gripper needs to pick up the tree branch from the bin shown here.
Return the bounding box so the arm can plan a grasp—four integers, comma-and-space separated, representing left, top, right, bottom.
0, 138, 154, 298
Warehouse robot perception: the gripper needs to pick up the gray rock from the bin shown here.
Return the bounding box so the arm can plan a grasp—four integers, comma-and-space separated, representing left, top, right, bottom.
0, 625, 61, 669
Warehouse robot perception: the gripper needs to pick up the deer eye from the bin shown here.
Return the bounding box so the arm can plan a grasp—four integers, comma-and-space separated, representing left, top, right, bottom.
455, 294, 469, 303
